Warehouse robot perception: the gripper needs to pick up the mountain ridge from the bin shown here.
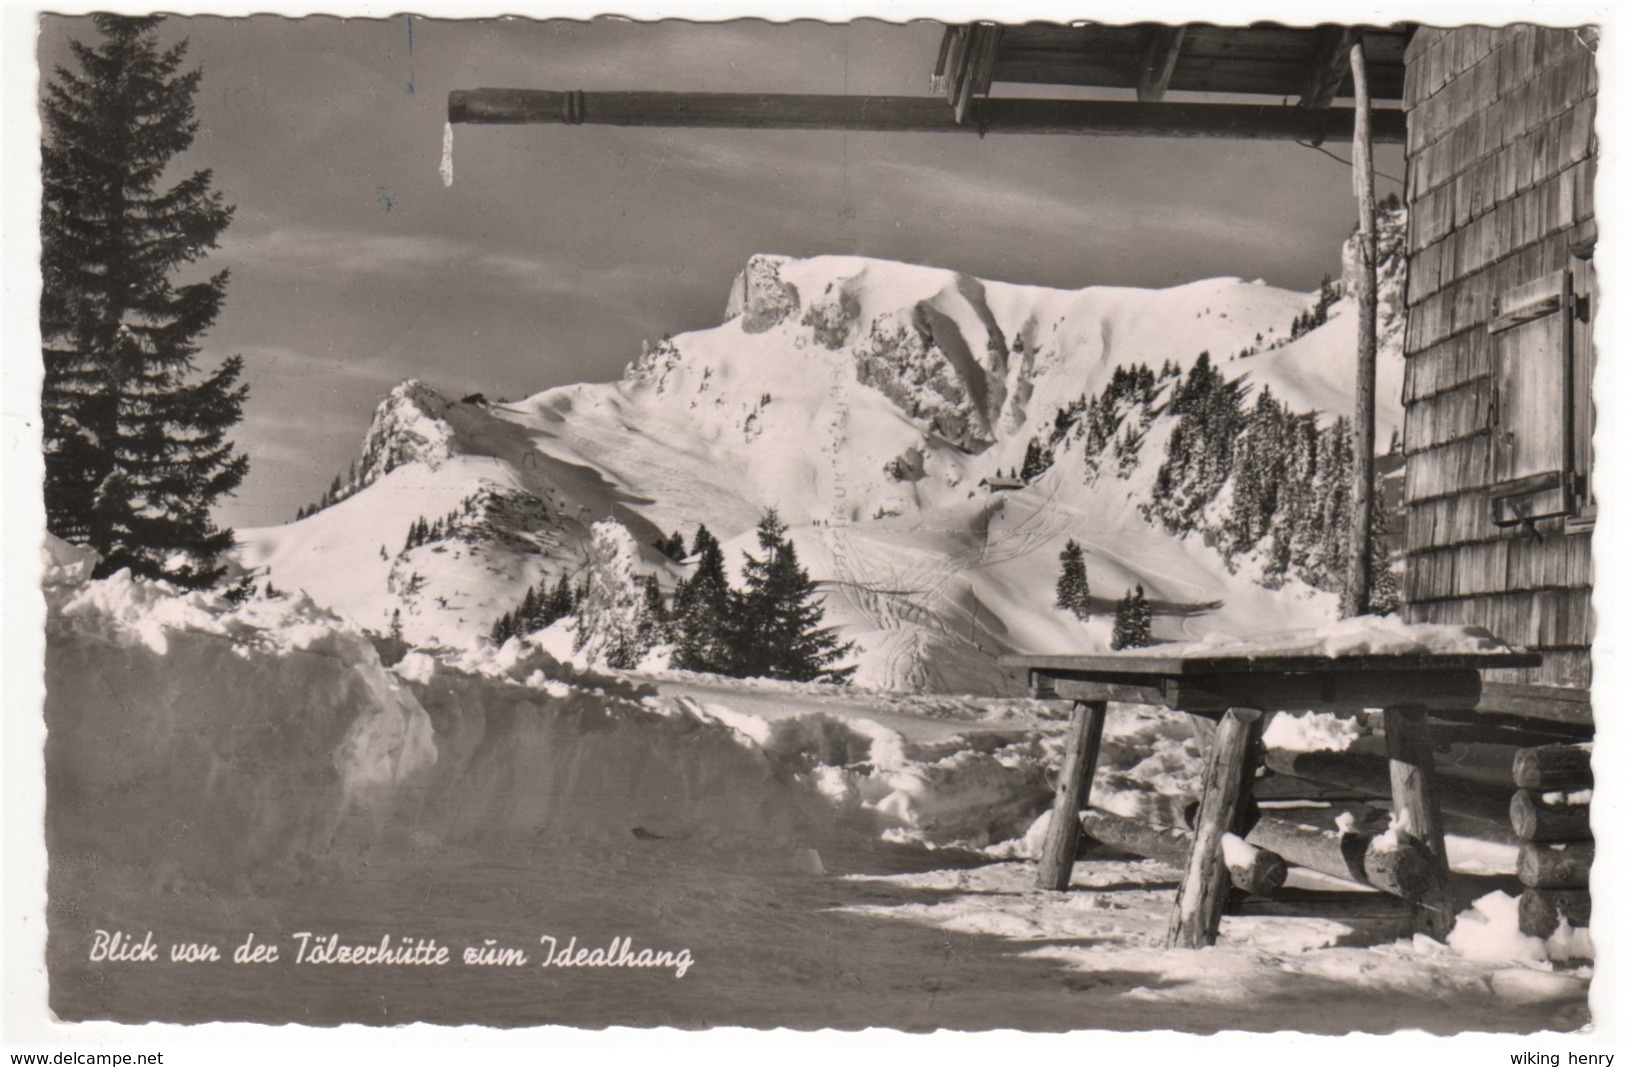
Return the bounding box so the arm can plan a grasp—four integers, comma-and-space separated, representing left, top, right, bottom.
237, 218, 1406, 692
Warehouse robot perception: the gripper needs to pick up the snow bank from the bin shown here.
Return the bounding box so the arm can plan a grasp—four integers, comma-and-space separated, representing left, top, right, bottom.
1447, 891, 1552, 966
48, 570, 436, 887
44, 560, 944, 887
46, 550, 1198, 883
1151, 616, 1516, 659
680, 704, 1053, 849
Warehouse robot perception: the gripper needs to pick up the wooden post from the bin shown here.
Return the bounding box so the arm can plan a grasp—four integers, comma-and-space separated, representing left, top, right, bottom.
1341, 35, 1379, 619
1036, 700, 1107, 890
1167, 707, 1264, 947
1383, 705, 1454, 940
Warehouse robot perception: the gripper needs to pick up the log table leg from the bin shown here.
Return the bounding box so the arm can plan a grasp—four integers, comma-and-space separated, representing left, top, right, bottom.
1036, 700, 1107, 890
1384, 704, 1455, 940
1167, 707, 1264, 948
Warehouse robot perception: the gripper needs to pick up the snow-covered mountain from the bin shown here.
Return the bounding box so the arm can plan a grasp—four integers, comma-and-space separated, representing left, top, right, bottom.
236, 214, 1406, 693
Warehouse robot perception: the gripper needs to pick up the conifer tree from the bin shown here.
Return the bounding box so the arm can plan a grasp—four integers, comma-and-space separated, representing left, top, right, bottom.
729, 509, 788, 677
518, 584, 540, 630
1020, 438, 1053, 480
43, 15, 247, 587
546, 573, 575, 622
1133, 584, 1153, 643
1056, 539, 1090, 620
1110, 584, 1152, 650
735, 509, 854, 683
672, 524, 733, 673
634, 574, 671, 652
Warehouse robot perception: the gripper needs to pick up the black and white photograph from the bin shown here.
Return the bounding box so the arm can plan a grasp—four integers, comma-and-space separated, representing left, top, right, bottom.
5, 1, 1615, 1051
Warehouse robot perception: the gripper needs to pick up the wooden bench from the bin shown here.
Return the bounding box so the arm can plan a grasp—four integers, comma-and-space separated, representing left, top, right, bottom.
1001, 648, 1541, 947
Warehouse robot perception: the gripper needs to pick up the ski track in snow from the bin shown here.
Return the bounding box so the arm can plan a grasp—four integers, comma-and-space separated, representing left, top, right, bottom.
824, 470, 1217, 692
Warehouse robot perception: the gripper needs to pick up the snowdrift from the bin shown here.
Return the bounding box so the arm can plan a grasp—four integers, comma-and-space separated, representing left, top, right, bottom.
44, 540, 1071, 884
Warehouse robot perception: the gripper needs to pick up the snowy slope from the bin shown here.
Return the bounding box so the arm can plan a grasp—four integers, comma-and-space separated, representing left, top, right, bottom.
235, 225, 1406, 689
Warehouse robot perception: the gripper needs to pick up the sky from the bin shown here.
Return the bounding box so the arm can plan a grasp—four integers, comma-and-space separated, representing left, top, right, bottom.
34, 15, 1407, 530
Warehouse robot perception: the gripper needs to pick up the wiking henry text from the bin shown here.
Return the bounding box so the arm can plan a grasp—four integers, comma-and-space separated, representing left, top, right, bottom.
87, 929, 695, 979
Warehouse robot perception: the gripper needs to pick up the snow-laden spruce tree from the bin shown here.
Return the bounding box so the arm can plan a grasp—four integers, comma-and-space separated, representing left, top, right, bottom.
1056, 539, 1090, 620
42, 15, 247, 587
572, 521, 650, 669
733, 509, 855, 683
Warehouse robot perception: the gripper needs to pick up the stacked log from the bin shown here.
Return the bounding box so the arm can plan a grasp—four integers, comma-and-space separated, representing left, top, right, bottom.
1510, 744, 1592, 937
1264, 749, 1513, 828
1077, 809, 1430, 899
1078, 809, 1288, 895
1244, 817, 1431, 900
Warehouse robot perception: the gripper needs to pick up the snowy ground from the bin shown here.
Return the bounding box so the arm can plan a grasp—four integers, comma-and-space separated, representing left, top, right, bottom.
40, 544, 1593, 1033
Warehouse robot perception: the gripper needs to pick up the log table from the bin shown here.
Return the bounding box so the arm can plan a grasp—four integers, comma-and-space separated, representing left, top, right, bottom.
1001, 648, 1540, 947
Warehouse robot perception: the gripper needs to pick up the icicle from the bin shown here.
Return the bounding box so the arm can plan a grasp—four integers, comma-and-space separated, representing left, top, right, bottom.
439, 121, 454, 187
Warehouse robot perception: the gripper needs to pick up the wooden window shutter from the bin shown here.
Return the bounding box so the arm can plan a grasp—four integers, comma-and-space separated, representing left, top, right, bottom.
1488, 269, 1572, 525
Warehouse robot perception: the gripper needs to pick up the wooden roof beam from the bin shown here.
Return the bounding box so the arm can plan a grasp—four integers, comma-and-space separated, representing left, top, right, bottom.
447, 89, 1407, 143
1137, 25, 1187, 103
1299, 26, 1355, 109
931, 25, 956, 89
950, 24, 1004, 125
936, 26, 969, 100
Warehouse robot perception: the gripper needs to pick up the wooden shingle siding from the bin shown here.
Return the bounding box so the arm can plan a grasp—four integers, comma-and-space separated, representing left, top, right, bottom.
1406, 534, 1591, 601
1408, 160, 1593, 306
1407, 234, 1576, 351
1404, 331, 1491, 404
1406, 589, 1592, 649
1400, 26, 1595, 703
1405, 491, 1500, 550
1407, 43, 1587, 198
1405, 436, 1491, 503
1483, 648, 1591, 691
1408, 40, 1592, 158
1404, 378, 1492, 451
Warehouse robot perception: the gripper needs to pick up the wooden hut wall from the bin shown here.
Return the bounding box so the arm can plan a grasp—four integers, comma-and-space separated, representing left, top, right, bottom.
1400, 26, 1597, 699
